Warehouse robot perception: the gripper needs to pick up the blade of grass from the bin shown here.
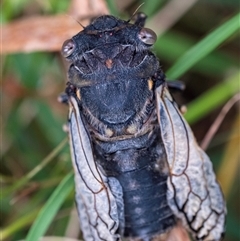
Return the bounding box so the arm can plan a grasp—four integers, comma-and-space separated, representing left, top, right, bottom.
2, 0, 32, 21
0, 209, 40, 239
105, 0, 119, 16
141, 0, 165, 16
184, 71, 239, 124
217, 114, 240, 199
25, 172, 74, 241
2, 137, 68, 197
147, 0, 198, 36
225, 213, 240, 240
200, 93, 240, 150
36, 101, 66, 146
154, 31, 238, 76
166, 12, 240, 79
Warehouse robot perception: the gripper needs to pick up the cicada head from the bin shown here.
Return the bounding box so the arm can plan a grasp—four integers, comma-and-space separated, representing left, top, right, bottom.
62, 15, 157, 60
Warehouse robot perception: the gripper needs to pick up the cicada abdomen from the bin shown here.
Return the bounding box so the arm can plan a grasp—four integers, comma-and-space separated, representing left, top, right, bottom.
62, 13, 226, 241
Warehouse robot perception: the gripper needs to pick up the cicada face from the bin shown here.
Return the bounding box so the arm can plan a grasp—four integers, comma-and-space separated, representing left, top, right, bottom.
62, 14, 226, 241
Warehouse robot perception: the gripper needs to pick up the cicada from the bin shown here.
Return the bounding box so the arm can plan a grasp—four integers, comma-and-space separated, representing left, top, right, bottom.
61, 13, 226, 241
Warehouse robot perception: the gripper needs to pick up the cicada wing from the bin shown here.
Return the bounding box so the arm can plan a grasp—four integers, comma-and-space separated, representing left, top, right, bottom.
68, 96, 120, 241
156, 84, 226, 241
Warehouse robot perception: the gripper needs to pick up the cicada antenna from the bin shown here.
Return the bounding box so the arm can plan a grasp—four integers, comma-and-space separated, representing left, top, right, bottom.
65, 14, 86, 29
127, 2, 145, 23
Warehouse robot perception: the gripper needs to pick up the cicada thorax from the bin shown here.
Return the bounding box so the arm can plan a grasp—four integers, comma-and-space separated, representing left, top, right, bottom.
66, 53, 177, 239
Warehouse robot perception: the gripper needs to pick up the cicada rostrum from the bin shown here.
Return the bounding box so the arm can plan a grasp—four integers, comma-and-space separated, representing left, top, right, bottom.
61, 13, 226, 241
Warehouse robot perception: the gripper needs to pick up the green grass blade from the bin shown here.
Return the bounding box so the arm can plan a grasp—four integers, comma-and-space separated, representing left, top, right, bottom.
155, 31, 238, 76
2, 138, 68, 197
184, 71, 240, 124
25, 173, 74, 241
141, 0, 165, 16
106, 0, 119, 16
166, 12, 240, 79
0, 209, 39, 239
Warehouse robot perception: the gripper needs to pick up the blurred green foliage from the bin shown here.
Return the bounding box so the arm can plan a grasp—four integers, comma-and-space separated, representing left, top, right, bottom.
1, 0, 239, 240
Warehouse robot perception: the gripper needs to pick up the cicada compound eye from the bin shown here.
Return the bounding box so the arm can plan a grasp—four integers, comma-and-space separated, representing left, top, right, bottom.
62, 39, 76, 57
138, 28, 157, 45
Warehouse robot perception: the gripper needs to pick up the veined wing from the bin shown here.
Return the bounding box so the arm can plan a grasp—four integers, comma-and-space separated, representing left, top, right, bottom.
156, 84, 226, 241
68, 96, 120, 241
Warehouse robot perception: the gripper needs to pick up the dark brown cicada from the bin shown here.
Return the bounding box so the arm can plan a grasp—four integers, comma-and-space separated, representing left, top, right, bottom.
61, 14, 226, 241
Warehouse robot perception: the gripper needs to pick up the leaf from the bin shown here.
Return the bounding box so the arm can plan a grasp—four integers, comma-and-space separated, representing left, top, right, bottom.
184, 72, 239, 124
25, 173, 74, 241
166, 12, 240, 79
